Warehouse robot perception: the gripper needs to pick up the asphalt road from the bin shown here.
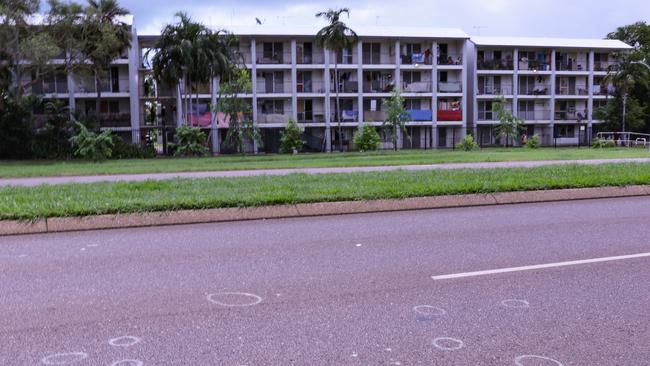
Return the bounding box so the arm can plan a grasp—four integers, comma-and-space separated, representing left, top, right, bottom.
1, 197, 650, 365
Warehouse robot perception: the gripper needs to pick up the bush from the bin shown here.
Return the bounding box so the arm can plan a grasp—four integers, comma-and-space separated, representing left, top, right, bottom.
457, 134, 479, 151
279, 118, 304, 153
353, 123, 381, 152
111, 136, 156, 159
0, 91, 37, 159
31, 101, 76, 159
69, 121, 114, 161
592, 137, 616, 148
525, 134, 540, 149
173, 125, 209, 157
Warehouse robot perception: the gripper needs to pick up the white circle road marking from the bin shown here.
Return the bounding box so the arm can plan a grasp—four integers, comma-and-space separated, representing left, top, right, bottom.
501, 299, 530, 309
41, 352, 88, 365
111, 360, 144, 366
207, 292, 263, 307
432, 337, 464, 351
413, 305, 446, 316
514, 355, 563, 366
108, 336, 141, 347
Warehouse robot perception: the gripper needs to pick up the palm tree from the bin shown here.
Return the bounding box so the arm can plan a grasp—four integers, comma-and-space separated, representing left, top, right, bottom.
315, 8, 358, 152
81, 0, 131, 118
603, 58, 644, 133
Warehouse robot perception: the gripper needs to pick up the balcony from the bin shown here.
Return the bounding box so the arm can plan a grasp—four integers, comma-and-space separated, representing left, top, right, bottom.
297, 112, 326, 123
297, 52, 325, 65
99, 113, 131, 127
517, 110, 551, 120
31, 80, 69, 95
437, 109, 462, 121
478, 59, 513, 71
556, 62, 588, 72
593, 84, 615, 96
363, 80, 395, 93
256, 51, 292, 65
555, 109, 588, 121
478, 86, 513, 95
258, 81, 292, 94
403, 82, 431, 93
364, 110, 385, 122
438, 53, 463, 66
594, 61, 620, 72
405, 109, 432, 121
519, 85, 550, 96
331, 80, 359, 93
438, 81, 462, 93
401, 53, 433, 66
478, 110, 498, 121
518, 60, 551, 72
555, 87, 589, 96
258, 111, 293, 124
297, 81, 326, 94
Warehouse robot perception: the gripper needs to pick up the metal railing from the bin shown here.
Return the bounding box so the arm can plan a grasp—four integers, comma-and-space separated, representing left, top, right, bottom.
477, 58, 513, 70
257, 81, 293, 94
256, 51, 292, 65
478, 86, 512, 95
556, 87, 590, 96
401, 53, 433, 65
595, 132, 650, 149
517, 110, 551, 120
438, 81, 462, 93
519, 85, 551, 95
331, 81, 359, 93
363, 110, 385, 122
555, 109, 588, 121
297, 52, 325, 64
403, 81, 432, 93
438, 53, 463, 66
258, 111, 293, 124
297, 112, 326, 123
518, 61, 551, 71
297, 81, 326, 94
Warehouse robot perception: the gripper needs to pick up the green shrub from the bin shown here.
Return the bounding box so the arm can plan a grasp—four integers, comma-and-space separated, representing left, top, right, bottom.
0, 91, 37, 159
458, 134, 479, 151
353, 123, 381, 152
279, 118, 304, 153
592, 137, 616, 148
111, 136, 156, 159
525, 134, 540, 149
69, 121, 114, 161
32, 101, 76, 159
173, 125, 209, 157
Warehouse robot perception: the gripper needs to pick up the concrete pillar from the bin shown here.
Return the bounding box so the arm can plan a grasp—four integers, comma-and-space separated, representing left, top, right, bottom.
128, 29, 140, 144
357, 41, 364, 127
472, 46, 479, 140
513, 48, 519, 121
291, 39, 298, 121
251, 39, 258, 153
431, 41, 438, 148
550, 49, 557, 146
210, 76, 220, 154
323, 48, 332, 152
460, 40, 468, 140
587, 50, 595, 144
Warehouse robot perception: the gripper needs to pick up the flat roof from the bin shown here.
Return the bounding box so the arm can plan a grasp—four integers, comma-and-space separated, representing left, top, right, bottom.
142, 25, 469, 40
471, 36, 632, 50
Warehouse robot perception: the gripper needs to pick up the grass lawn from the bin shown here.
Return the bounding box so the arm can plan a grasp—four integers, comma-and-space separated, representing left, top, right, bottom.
0, 147, 648, 178
2, 163, 649, 220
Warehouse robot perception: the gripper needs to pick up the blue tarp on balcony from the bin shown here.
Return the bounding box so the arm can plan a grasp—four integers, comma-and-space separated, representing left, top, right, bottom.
405, 109, 433, 121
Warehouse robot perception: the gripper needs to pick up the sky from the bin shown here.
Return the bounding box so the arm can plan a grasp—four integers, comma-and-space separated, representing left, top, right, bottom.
102, 0, 648, 38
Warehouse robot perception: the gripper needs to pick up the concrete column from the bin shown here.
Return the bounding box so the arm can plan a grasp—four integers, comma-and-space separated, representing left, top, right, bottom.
460, 40, 468, 140
550, 49, 557, 145
431, 41, 438, 148
472, 46, 479, 140
323, 48, 332, 152
357, 41, 364, 126
587, 50, 595, 144
513, 48, 519, 121
251, 39, 258, 153
291, 39, 298, 121
210, 76, 220, 154
66, 63, 76, 116
395, 40, 401, 91
128, 29, 140, 144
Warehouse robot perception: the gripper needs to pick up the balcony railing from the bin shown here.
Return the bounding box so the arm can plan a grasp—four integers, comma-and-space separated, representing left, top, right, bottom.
518, 60, 551, 71
257, 81, 292, 94
438, 109, 462, 121
478, 59, 513, 70
99, 113, 131, 127
258, 111, 293, 124
401, 53, 433, 66
403, 82, 432, 93
517, 110, 551, 120
438, 81, 462, 93
256, 51, 292, 65
556, 62, 588, 72
519, 85, 550, 95
331, 81, 359, 93
297, 81, 326, 94
478, 110, 499, 121
32, 80, 69, 94
593, 85, 615, 96
478, 86, 513, 95
438, 53, 463, 66
555, 109, 588, 121
297, 52, 325, 65
405, 109, 433, 121
297, 112, 326, 123
363, 110, 385, 122
556, 87, 589, 96
594, 61, 620, 72
363, 81, 395, 93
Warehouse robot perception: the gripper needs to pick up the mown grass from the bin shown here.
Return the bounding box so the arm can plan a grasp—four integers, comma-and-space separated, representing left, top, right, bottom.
1, 163, 649, 220
0, 147, 648, 178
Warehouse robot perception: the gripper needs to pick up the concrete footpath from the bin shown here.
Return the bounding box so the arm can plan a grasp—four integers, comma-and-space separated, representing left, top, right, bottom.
2, 185, 649, 236
2, 157, 650, 187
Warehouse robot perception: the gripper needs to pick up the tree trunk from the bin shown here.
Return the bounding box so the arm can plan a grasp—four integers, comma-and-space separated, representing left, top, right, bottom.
334, 61, 342, 152
95, 70, 102, 122
175, 82, 183, 127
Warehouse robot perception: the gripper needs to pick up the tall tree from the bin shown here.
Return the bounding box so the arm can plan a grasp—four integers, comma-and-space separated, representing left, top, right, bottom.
81, 0, 131, 118
382, 89, 408, 151
221, 66, 261, 154
315, 8, 358, 152
493, 96, 523, 147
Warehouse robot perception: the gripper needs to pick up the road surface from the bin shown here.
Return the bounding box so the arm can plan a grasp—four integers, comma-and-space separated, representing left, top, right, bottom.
1, 197, 650, 365
2, 157, 650, 187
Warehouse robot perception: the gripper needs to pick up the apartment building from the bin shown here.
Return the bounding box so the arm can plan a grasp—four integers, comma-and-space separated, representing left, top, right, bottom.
137, 26, 470, 153
471, 37, 631, 147
22, 16, 140, 143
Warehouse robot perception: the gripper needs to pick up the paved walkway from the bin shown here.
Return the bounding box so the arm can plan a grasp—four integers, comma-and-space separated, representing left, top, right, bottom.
2, 158, 650, 187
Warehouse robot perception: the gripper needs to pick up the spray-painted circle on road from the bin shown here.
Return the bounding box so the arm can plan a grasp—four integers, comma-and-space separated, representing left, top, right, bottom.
514, 354, 563, 365
501, 299, 530, 309
207, 292, 262, 307
432, 337, 464, 351
41, 352, 88, 365
108, 336, 141, 347
110, 360, 144, 366
413, 305, 447, 316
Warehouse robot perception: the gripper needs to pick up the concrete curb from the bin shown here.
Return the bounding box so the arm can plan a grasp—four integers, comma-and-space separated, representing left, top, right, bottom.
2, 185, 650, 236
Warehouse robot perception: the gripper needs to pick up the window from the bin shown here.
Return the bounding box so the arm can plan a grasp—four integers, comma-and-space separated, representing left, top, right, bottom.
556, 125, 575, 138
261, 100, 284, 114
403, 99, 421, 110
403, 71, 421, 84
362, 43, 381, 64
439, 71, 448, 83
404, 43, 421, 55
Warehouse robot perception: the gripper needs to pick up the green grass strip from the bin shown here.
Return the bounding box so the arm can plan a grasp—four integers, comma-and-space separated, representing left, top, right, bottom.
1, 163, 649, 221
0, 147, 648, 178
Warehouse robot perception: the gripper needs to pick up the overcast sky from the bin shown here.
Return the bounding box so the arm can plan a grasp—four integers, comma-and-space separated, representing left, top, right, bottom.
113, 0, 647, 38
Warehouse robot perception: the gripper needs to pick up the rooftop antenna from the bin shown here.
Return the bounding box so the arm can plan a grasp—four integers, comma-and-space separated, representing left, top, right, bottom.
473, 26, 487, 36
